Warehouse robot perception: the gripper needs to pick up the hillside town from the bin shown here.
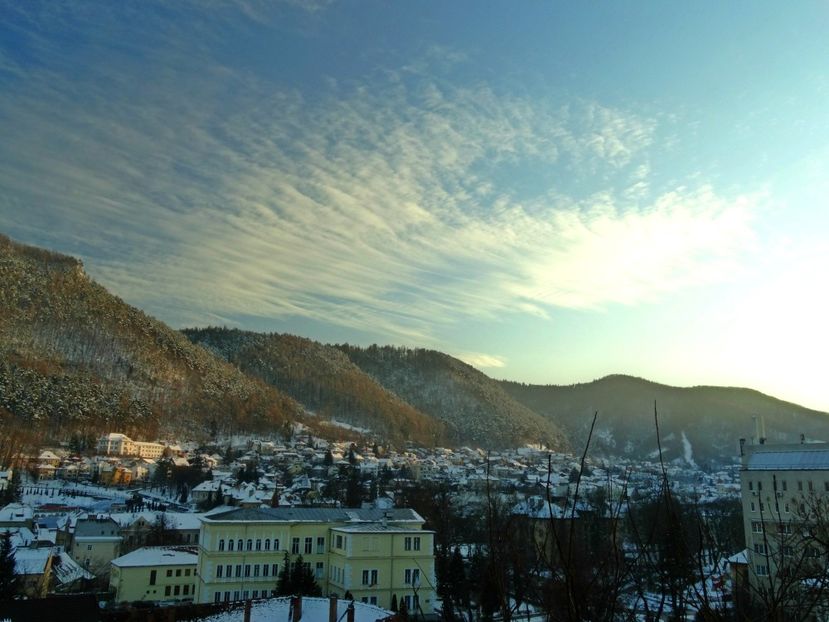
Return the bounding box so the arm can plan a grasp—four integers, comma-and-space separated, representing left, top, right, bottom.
0, 426, 755, 620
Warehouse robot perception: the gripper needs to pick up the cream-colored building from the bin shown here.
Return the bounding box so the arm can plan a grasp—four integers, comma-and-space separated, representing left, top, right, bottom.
740, 441, 829, 606
195, 507, 435, 612
70, 516, 122, 578
110, 546, 199, 603
97, 433, 165, 459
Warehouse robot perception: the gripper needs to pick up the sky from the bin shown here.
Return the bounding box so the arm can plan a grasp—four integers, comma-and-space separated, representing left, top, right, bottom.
1, 1, 829, 410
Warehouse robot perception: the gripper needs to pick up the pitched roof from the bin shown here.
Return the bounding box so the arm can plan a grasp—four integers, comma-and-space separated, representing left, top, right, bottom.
203, 507, 423, 524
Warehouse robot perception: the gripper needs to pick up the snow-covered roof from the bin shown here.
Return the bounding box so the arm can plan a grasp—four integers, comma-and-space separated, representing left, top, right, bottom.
196, 596, 391, 622
14, 548, 52, 575
745, 445, 829, 471
111, 546, 199, 568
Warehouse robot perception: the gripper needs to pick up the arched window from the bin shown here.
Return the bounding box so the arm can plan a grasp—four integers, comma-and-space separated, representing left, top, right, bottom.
274, 538, 280, 551
247, 539, 253, 551
256, 539, 262, 551
218, 539, 225, 551
237, 539, 243, 551
228, 539, 234, 551
264, 539, 270, 551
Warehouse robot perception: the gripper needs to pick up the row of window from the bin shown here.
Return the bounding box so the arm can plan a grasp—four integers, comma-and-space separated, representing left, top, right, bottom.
149, 568, 195, 585
215, 561, 325, 580
750, 500, 805, 514
163, 583, 194, 598
217, 536, 326, 555
214, 589, 276, 603
748, 479, 829, 493
750, 521, 793, 534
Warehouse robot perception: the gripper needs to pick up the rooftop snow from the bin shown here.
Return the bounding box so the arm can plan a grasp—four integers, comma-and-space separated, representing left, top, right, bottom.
745, 447, 829, 471
111, 546, 198, 568
196, 596, 391, 622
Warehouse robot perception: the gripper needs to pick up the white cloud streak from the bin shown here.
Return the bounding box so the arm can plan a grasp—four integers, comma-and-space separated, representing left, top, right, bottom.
0, 2, 760, 346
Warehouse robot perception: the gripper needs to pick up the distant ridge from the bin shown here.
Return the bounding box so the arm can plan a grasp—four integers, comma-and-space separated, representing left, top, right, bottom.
500, 374, 829, 464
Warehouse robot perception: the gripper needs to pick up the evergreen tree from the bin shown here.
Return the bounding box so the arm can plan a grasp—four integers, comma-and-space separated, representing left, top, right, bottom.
276, 551, 293, 595
292, 554, 322, 596
0, 531, 18, 601
390, 594, 398, 612
323, 450, 334, 467
345, 469, 363, 508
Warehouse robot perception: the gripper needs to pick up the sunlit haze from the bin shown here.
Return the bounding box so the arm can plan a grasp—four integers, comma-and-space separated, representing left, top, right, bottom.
1, 1, 828, 409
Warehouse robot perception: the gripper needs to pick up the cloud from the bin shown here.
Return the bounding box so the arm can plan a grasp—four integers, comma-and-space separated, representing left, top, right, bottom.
456, 353, 507, 369
0, 2, 761, 347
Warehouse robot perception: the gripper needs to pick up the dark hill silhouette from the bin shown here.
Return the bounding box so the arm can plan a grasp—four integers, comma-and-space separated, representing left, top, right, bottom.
500, 374, 829, 464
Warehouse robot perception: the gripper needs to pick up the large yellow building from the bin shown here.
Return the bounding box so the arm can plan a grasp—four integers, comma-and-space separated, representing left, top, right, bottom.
195, 507, 436, 613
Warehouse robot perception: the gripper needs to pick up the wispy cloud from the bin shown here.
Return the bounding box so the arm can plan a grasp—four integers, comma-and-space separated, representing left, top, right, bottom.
456, 353, 507, 369
0, 2, 761, 346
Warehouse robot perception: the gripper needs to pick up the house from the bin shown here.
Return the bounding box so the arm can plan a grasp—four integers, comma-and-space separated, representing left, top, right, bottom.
69, 516, 122, 578
109, 545, 199, 603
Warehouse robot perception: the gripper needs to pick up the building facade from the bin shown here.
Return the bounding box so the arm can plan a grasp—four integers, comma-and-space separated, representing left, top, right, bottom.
740, 441, 829, 609
110, 546, 199, 603
195, 507, 436, 612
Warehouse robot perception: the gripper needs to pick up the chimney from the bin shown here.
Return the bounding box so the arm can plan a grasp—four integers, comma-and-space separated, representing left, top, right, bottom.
329, 595, 338, 622
292, 596, 302, 622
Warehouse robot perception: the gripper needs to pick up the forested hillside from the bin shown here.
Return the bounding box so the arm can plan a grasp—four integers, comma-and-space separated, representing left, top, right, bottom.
182, 328, 447, 446
501, 374, 829, 464
0, 234, 302, 445
336, 345, 569, 450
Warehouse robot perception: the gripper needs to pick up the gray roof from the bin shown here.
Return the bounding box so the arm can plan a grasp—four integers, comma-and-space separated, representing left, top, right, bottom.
332, 524, 432, 534
746, 447, 829, 471
203, 507, 424, 524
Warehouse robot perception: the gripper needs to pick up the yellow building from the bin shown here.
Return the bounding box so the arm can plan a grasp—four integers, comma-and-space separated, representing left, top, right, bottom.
110, 546, 199, 603
195, 507, 435, 611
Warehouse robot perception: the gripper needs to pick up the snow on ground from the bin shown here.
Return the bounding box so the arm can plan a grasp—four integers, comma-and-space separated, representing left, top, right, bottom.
196, 597, 392, 622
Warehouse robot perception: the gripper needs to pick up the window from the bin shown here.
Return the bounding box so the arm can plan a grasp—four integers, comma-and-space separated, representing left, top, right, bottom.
317, 536, 325, 554
253, 590, 259, 599
228, 539, 235, 552
316, 562, 324, 578
362, 569, 378, 585
756, 565, 768, 577
185, 569, 191, 577
87, 545, 92, 551
224, 592, 231, 602
215, 592, 222, 603
825, 481, 829, 492
404, 537, 412, 551
305, 537, 313, 554
174, 585, 180, 596
263, 564, 269, 577
226, 564, 232, 577
414, 537, 421, 551
405, 568, 421, 585
782, 545, 794, 556
236, 564, 242, 578
782, 480, 788, 491
219, 539, 225, 551
247, 539, 253, 551
150, 570, 157, 585
757, 481, 762, 491
217, 565, 223, 578
264, 539, 271, 551
751, 521, 763, 533
750, 502, 756, 512
234, 591, 240, 601
245, 564, 251, 577
759, 502, 765, 512
778, 523, 792, 535
256, 539, 262, 551
274, 539, 280, 551
272, 563, 279, 577
749, 481, 754, 491
785, 503, 790, 513
237, 539, 243, 551
798, 481, 804, 492
336, 535, 343, 549
165, 586, 171, 596
753, 543, 766, 555
292, 538, 300, 554
176, 569, 182, 577
243, 591, 249, 600
370, 596, 377, 605
183, 585, 189, 596
167, 569, 173, 577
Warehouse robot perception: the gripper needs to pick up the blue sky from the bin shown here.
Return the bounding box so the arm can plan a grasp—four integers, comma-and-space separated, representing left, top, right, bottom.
2, 1, 829, 410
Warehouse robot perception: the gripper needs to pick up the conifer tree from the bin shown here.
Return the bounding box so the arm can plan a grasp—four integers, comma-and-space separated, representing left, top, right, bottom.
0, 531, 18, 601
292, 554, 322, 596
276, 551, 293, 595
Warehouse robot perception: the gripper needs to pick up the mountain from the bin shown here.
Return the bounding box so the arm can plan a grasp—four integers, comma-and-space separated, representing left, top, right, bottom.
500, 374, 829, 465
334, 345, 569, 450
182, 327, 447, 446
0, 234, 302, 444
